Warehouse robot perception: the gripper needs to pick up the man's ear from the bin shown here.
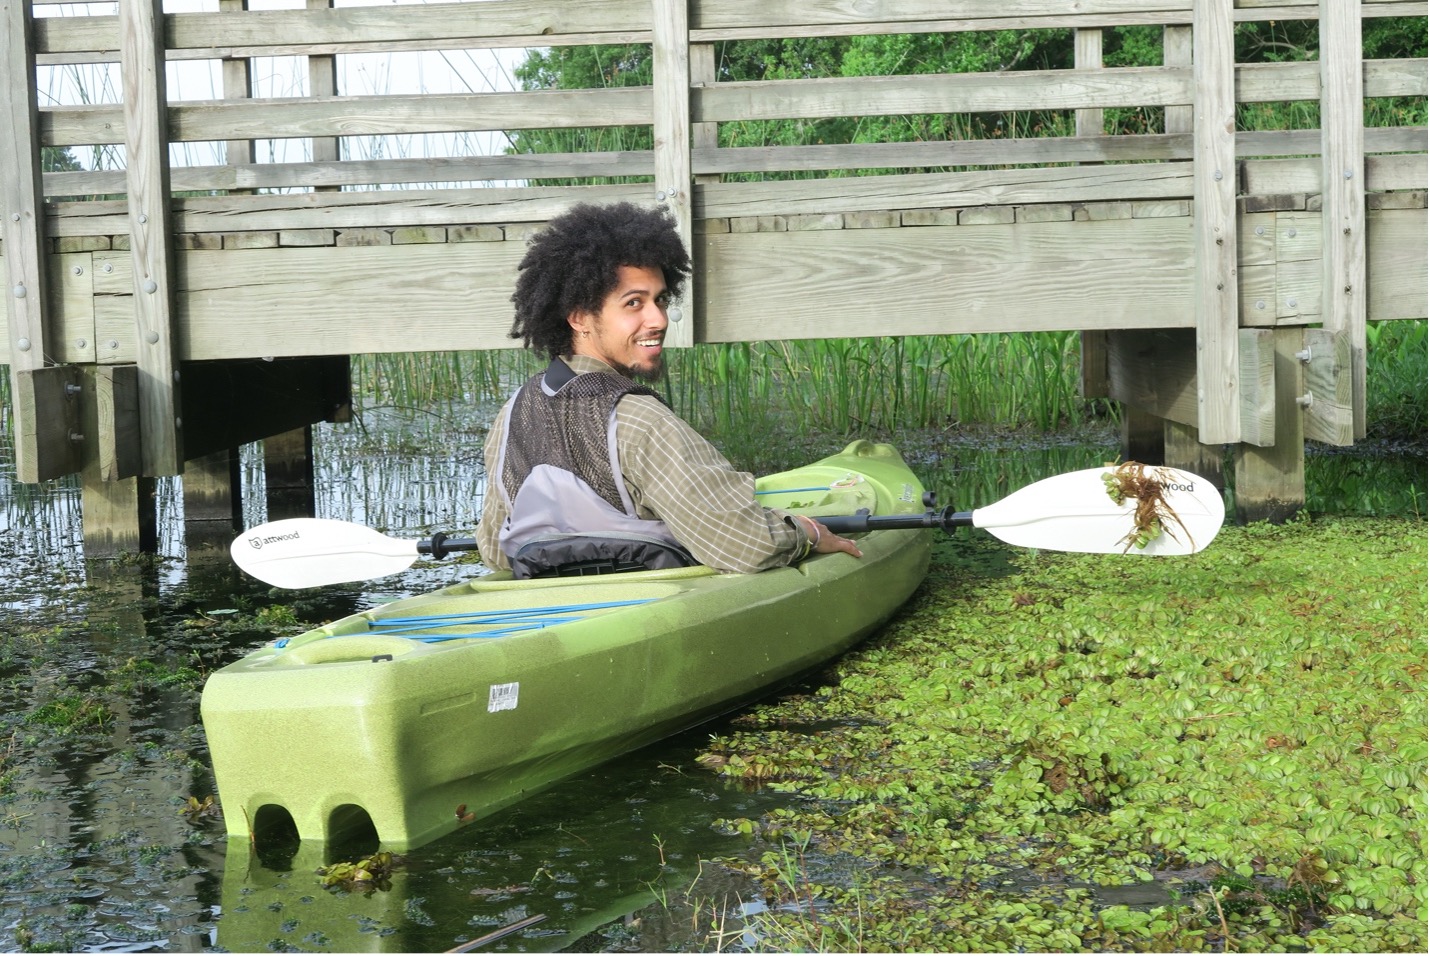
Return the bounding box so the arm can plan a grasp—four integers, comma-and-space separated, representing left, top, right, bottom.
567, 310, 590, 337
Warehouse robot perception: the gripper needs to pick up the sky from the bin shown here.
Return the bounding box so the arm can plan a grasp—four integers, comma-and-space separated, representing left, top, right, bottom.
35, 0, 530, 175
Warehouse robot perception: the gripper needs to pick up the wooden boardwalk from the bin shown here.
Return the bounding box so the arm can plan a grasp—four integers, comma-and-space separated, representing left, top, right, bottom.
2, 0, 1426, 550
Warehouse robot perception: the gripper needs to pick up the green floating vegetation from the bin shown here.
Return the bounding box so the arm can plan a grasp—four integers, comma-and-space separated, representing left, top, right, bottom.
702, 516, 1428, 952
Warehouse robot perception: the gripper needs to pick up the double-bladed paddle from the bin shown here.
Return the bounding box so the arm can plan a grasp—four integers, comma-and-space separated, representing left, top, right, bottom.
230, 464, 1224, 589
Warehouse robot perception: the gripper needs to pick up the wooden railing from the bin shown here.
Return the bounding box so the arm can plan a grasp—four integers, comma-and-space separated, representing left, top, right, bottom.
3, 0, 1427, 499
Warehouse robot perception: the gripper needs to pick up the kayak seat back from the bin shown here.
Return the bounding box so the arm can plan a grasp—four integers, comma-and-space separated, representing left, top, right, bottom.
512, 532, 698, 579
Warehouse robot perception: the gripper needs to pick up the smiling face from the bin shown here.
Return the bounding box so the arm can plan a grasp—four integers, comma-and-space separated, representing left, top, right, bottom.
567, 264, 671, 382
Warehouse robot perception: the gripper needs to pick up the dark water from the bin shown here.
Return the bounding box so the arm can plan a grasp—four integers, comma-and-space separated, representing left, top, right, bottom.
1, 404, 1423, 953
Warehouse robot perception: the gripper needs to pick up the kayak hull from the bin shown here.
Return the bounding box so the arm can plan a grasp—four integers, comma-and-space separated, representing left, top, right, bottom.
200, 440, 931, 851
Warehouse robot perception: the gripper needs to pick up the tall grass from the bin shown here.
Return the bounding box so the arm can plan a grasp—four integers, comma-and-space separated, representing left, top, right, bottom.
6, 320, 1422, 445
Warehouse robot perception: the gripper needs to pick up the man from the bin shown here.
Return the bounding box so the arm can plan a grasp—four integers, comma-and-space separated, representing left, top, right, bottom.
477, 201, 861, 578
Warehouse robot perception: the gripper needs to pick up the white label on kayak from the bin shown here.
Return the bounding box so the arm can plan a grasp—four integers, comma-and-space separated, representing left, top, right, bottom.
488, 682, 519, 713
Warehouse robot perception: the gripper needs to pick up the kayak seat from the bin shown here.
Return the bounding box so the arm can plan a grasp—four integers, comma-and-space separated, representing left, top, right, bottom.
513, 532, 699, 580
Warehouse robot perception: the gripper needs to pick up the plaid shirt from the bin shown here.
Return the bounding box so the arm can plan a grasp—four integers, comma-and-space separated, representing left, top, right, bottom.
477, 354, 812, 573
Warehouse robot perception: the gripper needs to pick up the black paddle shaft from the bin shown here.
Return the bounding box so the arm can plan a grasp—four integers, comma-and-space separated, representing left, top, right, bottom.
819, 507, 974, 535
417, 507, 971, 560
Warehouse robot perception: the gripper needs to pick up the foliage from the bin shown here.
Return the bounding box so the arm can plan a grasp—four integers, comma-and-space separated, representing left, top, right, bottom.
700, 517, 1428, 951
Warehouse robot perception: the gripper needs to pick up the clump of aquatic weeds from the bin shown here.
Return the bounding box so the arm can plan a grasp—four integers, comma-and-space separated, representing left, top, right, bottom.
317, 851, 402, 893
698, 518, 1428, 952
1101, 460, 1195, 552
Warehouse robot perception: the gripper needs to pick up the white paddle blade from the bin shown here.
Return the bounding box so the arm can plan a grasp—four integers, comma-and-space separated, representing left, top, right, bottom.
230, 518, 420, 588
971, 466, 1224, 555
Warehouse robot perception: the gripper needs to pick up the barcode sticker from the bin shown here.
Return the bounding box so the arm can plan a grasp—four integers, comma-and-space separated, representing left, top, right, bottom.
487, 682, 519, 713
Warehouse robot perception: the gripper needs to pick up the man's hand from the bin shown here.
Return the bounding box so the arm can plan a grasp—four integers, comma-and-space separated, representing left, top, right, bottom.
796, 514, 863, 558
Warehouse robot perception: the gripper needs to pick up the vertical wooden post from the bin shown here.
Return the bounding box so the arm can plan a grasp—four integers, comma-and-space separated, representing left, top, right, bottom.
691, 42, 720, 186
264, 427, 316, 522
307, 0, 340, 173
1318, 0, 1367, 439
120, 0, 183, 476
1165, 421, 1227, 489
1074, 28, 1104, 139
1159, 22, 1226, 487
651, 0, 694, 346
1075, 29, 1110, 405
81, 464, 158, 557
1191, 0, 1240, 444
1233, 328, 1305, 523
221, 0, 255, 168
184, 449, 244, 548
1121, 404, 1167, 465
3, 0, 81, 482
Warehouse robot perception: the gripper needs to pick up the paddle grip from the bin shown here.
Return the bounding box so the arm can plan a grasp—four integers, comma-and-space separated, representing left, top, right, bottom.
818, 507, 974, 535
420, 533, 481, 559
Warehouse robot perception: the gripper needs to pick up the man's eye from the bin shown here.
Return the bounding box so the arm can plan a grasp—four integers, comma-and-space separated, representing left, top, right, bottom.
656, 294, 671, 307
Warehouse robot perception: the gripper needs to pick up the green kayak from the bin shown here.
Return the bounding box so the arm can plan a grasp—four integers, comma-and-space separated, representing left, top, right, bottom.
201, 440, 931, 852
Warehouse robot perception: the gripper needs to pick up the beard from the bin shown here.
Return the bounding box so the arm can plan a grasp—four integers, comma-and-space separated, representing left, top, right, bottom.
612, 354, 665, 383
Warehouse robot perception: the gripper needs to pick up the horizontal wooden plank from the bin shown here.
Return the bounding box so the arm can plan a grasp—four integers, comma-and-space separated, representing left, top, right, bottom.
178, 243, 527, 358
41, 87, 652, 147
47, 183, 652, 237
35, 1, 651, 59
696, 164, 1195, 220
39, 127, 1423, 200
1367, 207, 1430, 321
33, 1, 1428, 63
698, 218, 1196, 342
695, 67, 1188, 123
1244, 152, 1429, 196
39, 58, 1420, 150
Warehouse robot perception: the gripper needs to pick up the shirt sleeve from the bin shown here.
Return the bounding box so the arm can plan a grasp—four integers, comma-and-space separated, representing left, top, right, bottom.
476, 404, 512, 570
612, 393, 811, 573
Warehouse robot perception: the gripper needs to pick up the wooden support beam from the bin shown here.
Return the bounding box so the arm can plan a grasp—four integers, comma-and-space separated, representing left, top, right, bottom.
179, 356, 351, 458
183, 448, 244, 549
1165, 420, 1227, 491
1233, 328, 1306, 524
1300, 327, 1354, 446
1318, 0, 1368, 438
13, 366, 85, 478
1120, 403, 1166, 465
1105, 328, 1276, 446
264, 426, 316, 523
651, 0, 694, 347
80, 464, 157, 558
1191, 0, 1241, 443
88, 364, 142, 481
3, 0, 70, 483
120, 0, 183, 476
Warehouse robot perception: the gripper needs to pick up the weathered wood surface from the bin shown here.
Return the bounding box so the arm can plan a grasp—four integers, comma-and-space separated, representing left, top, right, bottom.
32, 0, 1428, 64
120, 0, 183, 476
1320, 0, 1369, 440
3, 0, 1426, 503
40, 127, 1427, 199
3, 0, 64, 483
34, 59, 1425, 149
1192, 0, 1241, 443
652, 0, 694, 347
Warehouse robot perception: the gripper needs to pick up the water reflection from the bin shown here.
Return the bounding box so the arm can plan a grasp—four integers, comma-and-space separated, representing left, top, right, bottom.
1, 402, 1424, 952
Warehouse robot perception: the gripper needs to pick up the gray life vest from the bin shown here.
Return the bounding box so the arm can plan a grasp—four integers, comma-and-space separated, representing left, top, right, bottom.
493, 358, 696, 578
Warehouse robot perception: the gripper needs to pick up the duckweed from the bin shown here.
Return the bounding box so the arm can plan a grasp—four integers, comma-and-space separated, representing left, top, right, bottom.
703, 516, 1427, 951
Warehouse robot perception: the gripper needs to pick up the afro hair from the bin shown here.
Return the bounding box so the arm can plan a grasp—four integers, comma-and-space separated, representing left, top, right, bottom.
509, 202, 692, 359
